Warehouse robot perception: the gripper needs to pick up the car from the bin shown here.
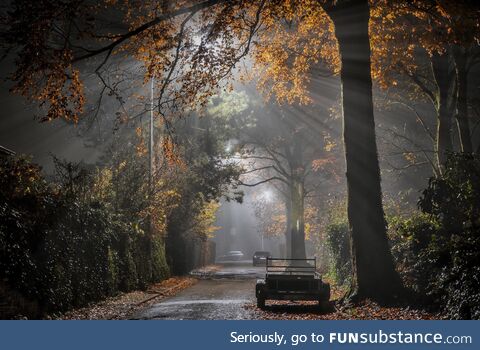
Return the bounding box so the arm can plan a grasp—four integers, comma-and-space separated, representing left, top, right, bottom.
255, 257, 330, 310
253, 251, 271, 266
217, 250, 245, 262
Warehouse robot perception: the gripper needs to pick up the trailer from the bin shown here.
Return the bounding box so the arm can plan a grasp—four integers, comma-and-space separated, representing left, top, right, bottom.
255, 257, 330, 309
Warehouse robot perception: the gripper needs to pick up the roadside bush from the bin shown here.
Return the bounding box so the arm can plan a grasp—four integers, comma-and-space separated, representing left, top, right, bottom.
0, 156, 170, 316
1, 111, 239, 317
389, 153, 480, 319
389, 214, 441, 300
325, 218, 351, 286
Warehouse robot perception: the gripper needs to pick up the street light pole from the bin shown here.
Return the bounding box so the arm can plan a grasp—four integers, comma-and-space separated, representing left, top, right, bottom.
149, 77, 154, 188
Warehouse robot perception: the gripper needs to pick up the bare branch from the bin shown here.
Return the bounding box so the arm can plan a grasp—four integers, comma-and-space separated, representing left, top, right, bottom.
239, 176, 289, 187
390, 101, 435, 144
72, 0, 225, 63
241, 165, 277, 175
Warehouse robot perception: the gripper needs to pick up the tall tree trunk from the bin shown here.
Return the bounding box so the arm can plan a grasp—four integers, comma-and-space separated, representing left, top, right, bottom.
290, 178, 306, 259
431, 53, 455, 170
285, 195, 292, 258
453, 47, 473, 153
326, 0, 402, 303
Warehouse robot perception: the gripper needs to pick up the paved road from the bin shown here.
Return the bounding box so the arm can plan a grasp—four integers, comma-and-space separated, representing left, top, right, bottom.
133, 261, 265, 320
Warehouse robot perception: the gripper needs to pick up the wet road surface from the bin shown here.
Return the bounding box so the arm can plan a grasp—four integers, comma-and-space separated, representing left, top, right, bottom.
133, 261, 265, 320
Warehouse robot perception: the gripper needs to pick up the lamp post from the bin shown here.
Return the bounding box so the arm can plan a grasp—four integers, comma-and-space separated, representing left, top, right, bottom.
149, 77, 154, 189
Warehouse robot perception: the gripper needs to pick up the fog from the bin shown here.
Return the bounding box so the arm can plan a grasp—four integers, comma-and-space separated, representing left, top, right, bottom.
1, 50, 441, 260
213, 191, 285, 259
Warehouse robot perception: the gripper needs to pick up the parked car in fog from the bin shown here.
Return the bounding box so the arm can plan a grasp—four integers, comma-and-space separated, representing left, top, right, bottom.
217, 250, 245, 262
252, 251, 271, 266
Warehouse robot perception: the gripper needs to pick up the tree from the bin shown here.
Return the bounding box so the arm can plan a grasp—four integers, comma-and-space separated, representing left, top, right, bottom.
323, 0, 403, 302
371, 1, 480, 170
236, 104, 336, 259
2, 0, 406, 302
163, 103, 243, 274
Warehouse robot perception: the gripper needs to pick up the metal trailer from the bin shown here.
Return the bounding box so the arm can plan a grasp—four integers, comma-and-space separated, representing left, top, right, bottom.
255, 257, 330, 309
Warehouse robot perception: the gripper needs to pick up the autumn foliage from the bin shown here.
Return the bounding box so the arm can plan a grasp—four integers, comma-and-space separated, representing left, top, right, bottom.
1, 0, 480, 318
0, 122, 238, 317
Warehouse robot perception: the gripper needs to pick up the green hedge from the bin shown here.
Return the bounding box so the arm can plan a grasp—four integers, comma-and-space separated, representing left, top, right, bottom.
389, 153, 480, 319
325, 220, 351, 286
0, 156, 169, 317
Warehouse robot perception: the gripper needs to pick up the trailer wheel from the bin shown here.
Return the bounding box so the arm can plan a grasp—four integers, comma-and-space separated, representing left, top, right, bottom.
257, 296, 265, 309
318, 299, 329, 311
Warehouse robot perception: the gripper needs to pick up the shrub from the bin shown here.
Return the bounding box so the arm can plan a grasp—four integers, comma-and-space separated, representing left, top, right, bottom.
389, 214, 441, 300
325, 220, 351, 286
0, 156, 170, 316
389, 153, 480, 319
1, 124, 235, 317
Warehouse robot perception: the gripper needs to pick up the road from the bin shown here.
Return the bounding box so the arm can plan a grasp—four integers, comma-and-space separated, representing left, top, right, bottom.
133, 261, 264, 320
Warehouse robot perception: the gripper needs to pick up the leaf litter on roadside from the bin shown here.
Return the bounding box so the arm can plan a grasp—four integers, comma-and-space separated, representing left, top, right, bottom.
51, 277, 197, 320
244, 299, 441, 320
244, 284, 442, 320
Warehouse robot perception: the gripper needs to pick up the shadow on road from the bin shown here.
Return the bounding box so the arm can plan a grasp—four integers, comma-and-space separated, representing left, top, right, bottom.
258, 301, 336, 315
